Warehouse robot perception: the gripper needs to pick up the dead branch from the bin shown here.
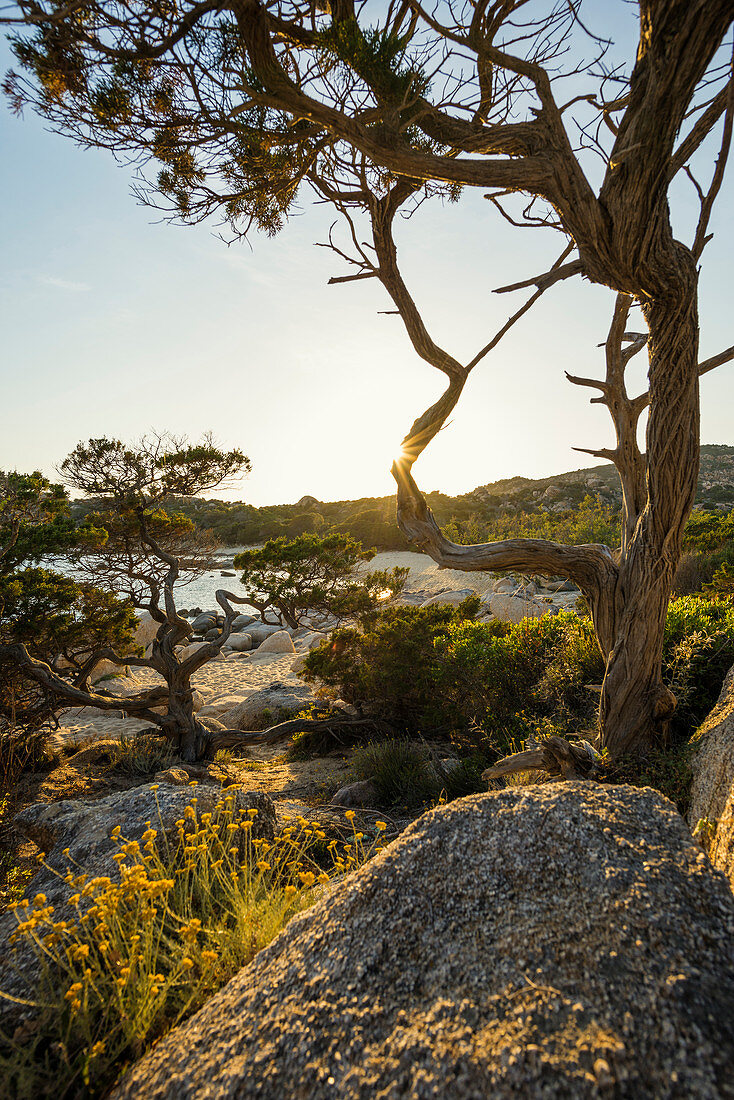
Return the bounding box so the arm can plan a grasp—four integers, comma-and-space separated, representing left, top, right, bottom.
566, 293, 648, 551
493, 255, 582, 295
4, 644, 168, 725
699, 345, 734, 376
482, 736, 600, 782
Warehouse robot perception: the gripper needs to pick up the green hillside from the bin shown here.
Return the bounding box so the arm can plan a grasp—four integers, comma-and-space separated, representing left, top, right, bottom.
70, 446, 734, 551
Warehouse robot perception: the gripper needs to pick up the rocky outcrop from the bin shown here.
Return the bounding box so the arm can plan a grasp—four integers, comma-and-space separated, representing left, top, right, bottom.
219, 682, 315, 730
247, 623, 287, 646
484, 591, 551, 623
419, 588, 478, 608
689, 665, 734, 889
133, 610, 160, 652
256, 630, 296, 655
113, 784, 734, 1099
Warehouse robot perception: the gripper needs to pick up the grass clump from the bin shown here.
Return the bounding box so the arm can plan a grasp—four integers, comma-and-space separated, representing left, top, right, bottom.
349, 740, 491, 810
105, 735, 177, 778
0, 793, 384, 1098
603, 743, 694, 815
351, 740, 439, 809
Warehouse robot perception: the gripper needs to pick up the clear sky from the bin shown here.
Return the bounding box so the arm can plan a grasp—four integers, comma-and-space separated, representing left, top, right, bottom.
0, 7, 732, 507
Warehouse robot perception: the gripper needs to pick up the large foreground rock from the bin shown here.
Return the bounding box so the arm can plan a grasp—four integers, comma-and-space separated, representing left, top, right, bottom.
113, 784, 734, 1099
689, 665, 734, 889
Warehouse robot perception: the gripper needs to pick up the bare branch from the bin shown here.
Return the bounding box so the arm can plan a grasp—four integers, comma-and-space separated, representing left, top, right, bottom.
699, 345, 734, 376
493, 255, 582, 295
692, 55, 734, 260
327, 271, 378, 285
391, 459, 615, 593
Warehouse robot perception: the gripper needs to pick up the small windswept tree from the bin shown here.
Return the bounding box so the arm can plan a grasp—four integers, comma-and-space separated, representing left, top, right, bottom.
235, 532, 408, 628
0, 470, 75, 571
5, 434, 251, 761
0, 471, 134, 769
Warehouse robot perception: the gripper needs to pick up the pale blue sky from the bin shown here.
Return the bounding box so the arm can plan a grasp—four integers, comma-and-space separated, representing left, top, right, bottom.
0, 9, 732, 506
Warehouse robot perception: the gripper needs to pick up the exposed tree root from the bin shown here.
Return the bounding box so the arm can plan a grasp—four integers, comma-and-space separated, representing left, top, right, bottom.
209, 715, 395, 750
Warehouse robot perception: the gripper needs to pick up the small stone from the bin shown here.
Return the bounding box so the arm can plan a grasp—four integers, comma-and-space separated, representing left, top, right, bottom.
329, 780, 379, 808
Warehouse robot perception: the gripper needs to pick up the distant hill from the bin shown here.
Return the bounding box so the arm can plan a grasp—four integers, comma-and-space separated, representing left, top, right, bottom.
468, 444, 734, 515
70, 445, 734, 550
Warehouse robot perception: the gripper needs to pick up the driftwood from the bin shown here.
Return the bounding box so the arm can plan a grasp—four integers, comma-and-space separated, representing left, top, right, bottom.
482, 737, 601, 783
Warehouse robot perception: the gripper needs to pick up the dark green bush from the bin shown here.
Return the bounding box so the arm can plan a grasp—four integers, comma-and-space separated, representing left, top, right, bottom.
663, 596, 734, 736
673, 511, 734, 596
304, 602, 602, 759
306, 591, 734, 766
303, 597, 481, 734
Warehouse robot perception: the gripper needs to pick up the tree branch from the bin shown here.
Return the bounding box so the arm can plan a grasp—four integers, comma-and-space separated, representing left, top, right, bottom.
493, 255, 581, 295
699, 344, 734, 376
5, 644, 168, 724
391, 458, 615, 593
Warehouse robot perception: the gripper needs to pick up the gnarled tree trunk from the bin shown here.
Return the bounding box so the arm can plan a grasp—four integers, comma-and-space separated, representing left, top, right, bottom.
593, 263, 700, 755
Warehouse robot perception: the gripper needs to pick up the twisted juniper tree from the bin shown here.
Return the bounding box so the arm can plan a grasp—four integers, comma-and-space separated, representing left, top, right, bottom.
0, 471, 136, 761
4, 1, 734, 755
236, 533, 408, 628
6, 434, 251, 761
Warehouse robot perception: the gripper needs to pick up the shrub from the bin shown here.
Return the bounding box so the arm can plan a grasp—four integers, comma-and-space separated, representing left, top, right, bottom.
351, 740, 440, 808
105, 736, 178, 778
604, 743, 694, 815
663, 596, 734, 736
303, 598, 483, 734
305, 602, 602, 758
0, 795, 385, 1098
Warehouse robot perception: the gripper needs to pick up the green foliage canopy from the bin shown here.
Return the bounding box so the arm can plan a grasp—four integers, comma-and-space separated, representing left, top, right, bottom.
235, 533, 408, 628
